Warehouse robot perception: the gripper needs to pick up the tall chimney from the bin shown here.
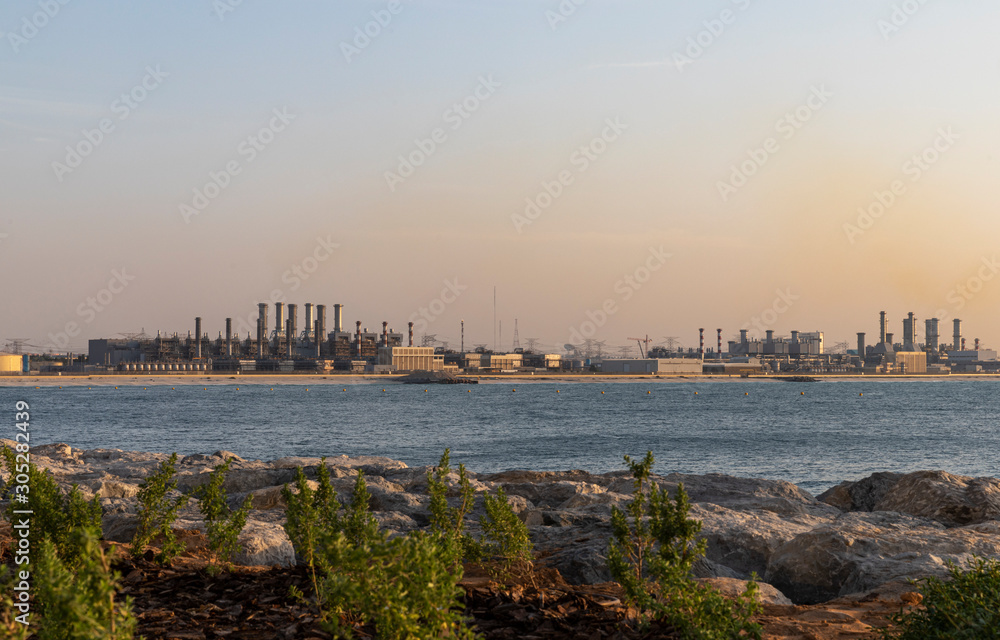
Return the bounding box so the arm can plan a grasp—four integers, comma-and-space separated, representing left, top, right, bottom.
740, 329, 748, 345
334, 304, 343, 333
926, 318, 939, 351
315, 320, 322, 358
286, 319, 294, 357
975, 338, 980, 351
195, 317, 202, 358
886, 332, 894, 346
316, 305, 326, 355
258, 303, 268, 338
355, 321, 362, 357
698, 328, 704, 359
225, 318, 232, 356
954, 319, 962, 351
857, 332, 866, 359
879, 311, 887, 345
461, 319, 465, 354
275, 302, 284, 337
408, 321, 414, 347
766, 329, 774, 344
287, 304, 297, 340
382, 321, 389, 346
256, 318, 264, 358
717, 328, 722, 357
962, 337, 966, 350
304, 303, 314, 339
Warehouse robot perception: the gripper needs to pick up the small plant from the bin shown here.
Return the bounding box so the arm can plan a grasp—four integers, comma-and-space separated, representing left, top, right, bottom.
479, 487, 533, 580
34, 527, 138, 640
608, 451, 762, 640
195, 458, 253, 567
0, 567, 31, 640
427, 448, 481, 563
343, 469, 380, 547
2, 445, 102, 566
882, 556, 1000, 639
130, 452, 188, 563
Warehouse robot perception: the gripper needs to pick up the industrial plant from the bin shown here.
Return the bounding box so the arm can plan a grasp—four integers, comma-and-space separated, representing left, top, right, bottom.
2, 303, 997, 376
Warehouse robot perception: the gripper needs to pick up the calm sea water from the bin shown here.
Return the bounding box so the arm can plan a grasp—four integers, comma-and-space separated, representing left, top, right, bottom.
2, 379, 998, 495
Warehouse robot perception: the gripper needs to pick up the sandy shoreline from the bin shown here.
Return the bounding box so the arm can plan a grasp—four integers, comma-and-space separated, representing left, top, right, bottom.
1, 372, 997, 387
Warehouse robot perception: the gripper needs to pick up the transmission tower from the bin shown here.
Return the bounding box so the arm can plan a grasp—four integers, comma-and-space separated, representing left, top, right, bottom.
525, 338, 539, 353
617, 345, 631, 358
512, 318, 520, 351
4, 339, 29, 354
421, 334, 437, 347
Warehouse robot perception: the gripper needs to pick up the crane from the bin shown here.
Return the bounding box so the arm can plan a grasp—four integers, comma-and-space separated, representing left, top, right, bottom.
627, 335, 653, 358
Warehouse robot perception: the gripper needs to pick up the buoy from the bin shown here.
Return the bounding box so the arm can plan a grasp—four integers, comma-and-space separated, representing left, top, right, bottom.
424, 389, 428, 392
695, 391, 698, 395
801, 391, 805, 395
343, 388, 347, 391
172, 387, 175, 390
647, 391, 651, 394
468, 390, 471, 393
236, 387, 239, 390
859, 392, 863, 396
601, 391, 605, 394
556, 390, 560, 393
382, 389, 385, 392
115, 386, 118, 389
745, 392, 749, 396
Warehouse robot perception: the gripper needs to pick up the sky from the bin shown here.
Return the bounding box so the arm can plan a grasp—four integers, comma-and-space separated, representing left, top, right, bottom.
2, 0, 999, 355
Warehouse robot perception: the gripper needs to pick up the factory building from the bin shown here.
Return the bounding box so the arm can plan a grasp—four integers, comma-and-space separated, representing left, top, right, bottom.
601, 358, 703, 374
728, 330, 823, 356
0, 353, 28, 375
376, 346, 443, 372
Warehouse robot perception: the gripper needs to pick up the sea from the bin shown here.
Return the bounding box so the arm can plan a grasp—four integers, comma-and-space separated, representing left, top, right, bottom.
2, 378, 999, 495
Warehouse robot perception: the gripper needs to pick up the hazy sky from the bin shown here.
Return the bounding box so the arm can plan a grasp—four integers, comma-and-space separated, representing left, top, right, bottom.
2, 1, 999, 354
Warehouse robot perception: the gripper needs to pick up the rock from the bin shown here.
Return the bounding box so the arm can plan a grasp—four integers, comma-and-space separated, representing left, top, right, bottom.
89, 480, 140, 500
234, 520, 295, 566
31, 442, 79, 460
698, 577, 792, 605
873, 471, 1000, 526
817, 472, 903, 512
764, 512, 1000, 604
648, 473, 839, 519
500, 481, 607, 509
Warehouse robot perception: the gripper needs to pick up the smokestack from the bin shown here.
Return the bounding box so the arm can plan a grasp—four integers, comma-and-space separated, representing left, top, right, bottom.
886, 332, 894, 346
286, 318, 293, 357
791, 330, 799, 342
195, 317, 202, 358
766, 329, 774, 344
698, 328, 704, 359
334, 304, 343, 333
256, 318, 264, 358
857, 332, 865, 358
717, 328, 722, 357
975, 338, 980, 351
258, 303, 268, 338
225, 318, 232, 357
408, 321, 414, 347
740, 329, 748, 344
382, 321, 389, 346
315, 320, 322, 358
275, 302, 284, 337
903, 312, 916, 350
316, 305, 326, 356
926, 318, 939, 351
962, 338, 966, 350
461, 319, 465, 354
879, 311, 887, 345
954, 319, 962, 351
305, 303, 314, 338
287, 304, 297, 340
355, 320, 362, 357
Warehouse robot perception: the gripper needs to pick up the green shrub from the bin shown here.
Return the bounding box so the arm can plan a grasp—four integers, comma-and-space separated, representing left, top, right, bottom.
608, 451, 762, 640
343, 469, 380, 547
882, 556, 1000, 639
34, 527, 137, 640
194, 458, 252, 567
1, 446, 102, 566
479, 487, 533, 580
427, 448, 481, 563
130, 452, 188, 563
0, 567, 31, 640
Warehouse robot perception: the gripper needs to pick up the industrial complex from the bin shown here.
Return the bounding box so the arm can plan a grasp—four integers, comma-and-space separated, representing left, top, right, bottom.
2, 303, 997, 376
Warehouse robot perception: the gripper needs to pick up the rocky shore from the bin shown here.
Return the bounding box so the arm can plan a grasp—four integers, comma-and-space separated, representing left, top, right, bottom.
5, 440, 1000, 607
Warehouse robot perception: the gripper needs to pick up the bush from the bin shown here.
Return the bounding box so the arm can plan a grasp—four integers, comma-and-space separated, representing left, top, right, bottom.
882, 556, 1000, 639
34, 527, 137, 640
2, 446, 102, 566
427, 448, 481, 563
195, 458, 253, 567
608, 451, 762, 640
0, 567, 31, 640
479, 487, 533, 580
130, 452, 188, 563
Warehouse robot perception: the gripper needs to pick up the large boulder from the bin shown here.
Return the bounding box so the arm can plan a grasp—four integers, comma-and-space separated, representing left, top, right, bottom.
764, 512, 1000, 604
873, 471, 1000, 527
818, 472, 903, 512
